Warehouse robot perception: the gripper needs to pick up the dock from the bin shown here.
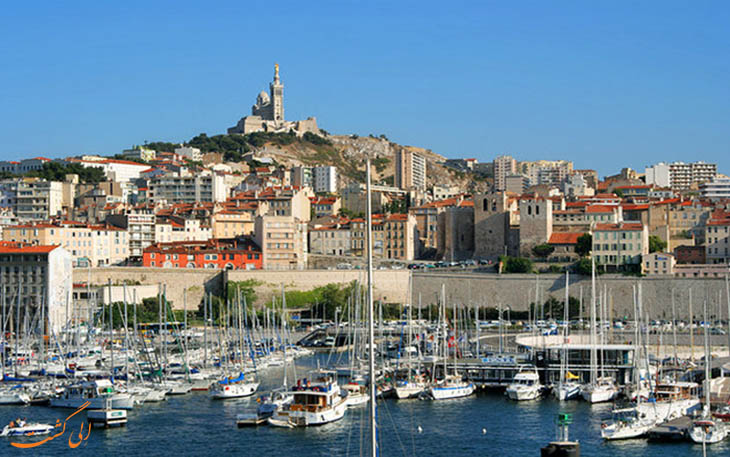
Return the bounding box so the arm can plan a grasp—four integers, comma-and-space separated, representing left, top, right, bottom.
647, 416, 691, 442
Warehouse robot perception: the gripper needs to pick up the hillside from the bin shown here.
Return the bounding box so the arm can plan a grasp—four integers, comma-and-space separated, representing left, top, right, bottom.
146, 132, 489, 193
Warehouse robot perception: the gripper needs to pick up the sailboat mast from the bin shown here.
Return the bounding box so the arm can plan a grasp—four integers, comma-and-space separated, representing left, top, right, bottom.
365, 154, 377, 457
590, 258, 597, 386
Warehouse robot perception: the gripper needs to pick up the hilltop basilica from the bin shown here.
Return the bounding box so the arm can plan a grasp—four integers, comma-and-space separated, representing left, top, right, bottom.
228, 64, 320, 136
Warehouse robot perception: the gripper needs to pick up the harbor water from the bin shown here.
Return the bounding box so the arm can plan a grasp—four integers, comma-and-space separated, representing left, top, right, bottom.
1, 354, 727, 456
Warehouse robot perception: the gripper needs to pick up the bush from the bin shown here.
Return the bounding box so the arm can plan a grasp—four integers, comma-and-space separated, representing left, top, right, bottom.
499, 256, 533, 273
532, 244, 555, 258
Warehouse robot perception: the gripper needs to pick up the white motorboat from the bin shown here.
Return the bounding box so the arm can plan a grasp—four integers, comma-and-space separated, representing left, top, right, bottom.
209, 373, 259, 399
0, 389, 31, 405
50, 379, 134, 410
342, 382, 369, 407
256, 389, 293, 418
1, 420, 54, 437
506, 368, 543, 401
580, 377, 618, 404
269, 373, 347, 426
688, 419, 728, 444
429, 375, 475, 400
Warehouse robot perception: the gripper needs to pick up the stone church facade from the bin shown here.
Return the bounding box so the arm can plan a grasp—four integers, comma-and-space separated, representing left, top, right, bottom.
228, 64, 320, 137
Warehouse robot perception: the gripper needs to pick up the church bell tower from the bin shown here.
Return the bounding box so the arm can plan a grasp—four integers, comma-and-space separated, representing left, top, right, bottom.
270, 63, 284, 122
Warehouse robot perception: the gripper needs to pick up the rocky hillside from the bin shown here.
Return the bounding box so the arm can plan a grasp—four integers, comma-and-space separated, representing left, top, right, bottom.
249, 134, 490, 193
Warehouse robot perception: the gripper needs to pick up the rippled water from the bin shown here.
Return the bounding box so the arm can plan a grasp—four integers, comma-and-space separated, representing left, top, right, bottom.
1, 355, 728, 456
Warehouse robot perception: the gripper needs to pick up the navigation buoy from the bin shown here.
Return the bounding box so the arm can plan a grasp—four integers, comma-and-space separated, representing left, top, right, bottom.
482, 428, 487, 435
417, 426, 423, 434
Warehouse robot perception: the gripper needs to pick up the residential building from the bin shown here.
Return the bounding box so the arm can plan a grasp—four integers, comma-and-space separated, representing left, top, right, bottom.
547, 232, 583, 261
309, 220, 351, 256
0, 178, 72, 221
563, 173, 594, 198
432, 185, 461, 201
122, 147, 156, 162
149, 170, 229, 204
505, 174, 528, 194
231, 187, 311, 221
705, 210, 730, 264
211, 210, 256, 238
312, 166, 337, 193
2, 221, 129, 266
143, 237, 262, 270
592, 222, 649, 270
518, 160, 573, 187
395, 149, 426, 191
674, 245, 705, 264
155, 217, 212, 244
310, 196, 341, 218
107, 211, 155, 261
174, 146, 203, 162
291, 166, 313, 189
642, 252, 676, 276
0, 157, 51, 174
254, 215, 308, 270
700, 177, 730, 200
645, 161, 717, 190
69, 157, 151, 183
493, 155, 517, 191
0, 242, 72, 334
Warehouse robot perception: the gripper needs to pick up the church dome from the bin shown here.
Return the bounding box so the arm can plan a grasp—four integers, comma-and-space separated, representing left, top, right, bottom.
256, 91, 270, 105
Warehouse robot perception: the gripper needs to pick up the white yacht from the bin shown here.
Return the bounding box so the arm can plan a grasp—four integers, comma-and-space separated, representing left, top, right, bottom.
506, 368, 543, 401
601, 407, 657, 440
395, 377, 429, 400
209, 373, 259, 399
50, 379, 134, 410
688, 418, 728, 444
342, 382, 369, 407
429, 375, 475, 400
0, 389, 30, 405
268, 373, 347, 427
580, 377, 618, 404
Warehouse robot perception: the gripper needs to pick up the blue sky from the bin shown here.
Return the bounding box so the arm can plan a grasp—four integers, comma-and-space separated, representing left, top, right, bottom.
1, 1, 728, 177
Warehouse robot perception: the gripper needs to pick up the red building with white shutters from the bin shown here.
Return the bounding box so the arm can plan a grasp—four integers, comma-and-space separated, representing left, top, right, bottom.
142, 237, 262, 270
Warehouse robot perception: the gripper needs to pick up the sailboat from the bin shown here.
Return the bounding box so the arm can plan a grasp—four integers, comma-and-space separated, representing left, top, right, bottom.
580, 258, 617, 404
554, 271, 580, 401
395, 289, 429, 399
688, 300, 728, 444
429, 285, 475, 400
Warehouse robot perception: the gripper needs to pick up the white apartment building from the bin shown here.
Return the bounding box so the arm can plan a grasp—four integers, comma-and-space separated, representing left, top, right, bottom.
0, 157, 51, 174
395, 149, 426, 191
149, 170, 229, 204
72, 157, 151, 183
107, 211, 155, 261
175, 146, 203, 162
2, 222, 129, 266
253, 215, 308, 270
700, 177, 730, 201
155, 218, 212, 243
313, 166, 337, 194
493, 155, 517, 191
0, 243, 72, 334
645, 161, 717, 190
122, 147, 156, 161
0, 179, 64, 221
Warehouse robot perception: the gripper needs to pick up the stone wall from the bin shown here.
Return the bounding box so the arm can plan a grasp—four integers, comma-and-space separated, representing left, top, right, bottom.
227, 269, 409, 306
74, 267, 225, 310
411, 271, 730, 320
77, 267, 409, 310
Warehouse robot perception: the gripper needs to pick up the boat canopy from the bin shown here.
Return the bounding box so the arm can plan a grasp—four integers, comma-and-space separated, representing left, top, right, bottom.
219, 373, 246, 385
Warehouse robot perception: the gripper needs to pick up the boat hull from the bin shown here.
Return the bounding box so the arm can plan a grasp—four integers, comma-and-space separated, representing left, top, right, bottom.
430, 383, 475, 400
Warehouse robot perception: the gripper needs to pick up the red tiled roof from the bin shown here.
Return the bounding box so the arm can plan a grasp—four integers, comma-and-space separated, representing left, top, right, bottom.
548, 232, 583, 245
0, 242, 60, 254
585, 205, 618, 213
621, 204, 649, 211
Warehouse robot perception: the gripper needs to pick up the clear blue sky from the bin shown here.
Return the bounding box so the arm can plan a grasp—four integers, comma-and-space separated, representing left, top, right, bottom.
1, 1, 728, 177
